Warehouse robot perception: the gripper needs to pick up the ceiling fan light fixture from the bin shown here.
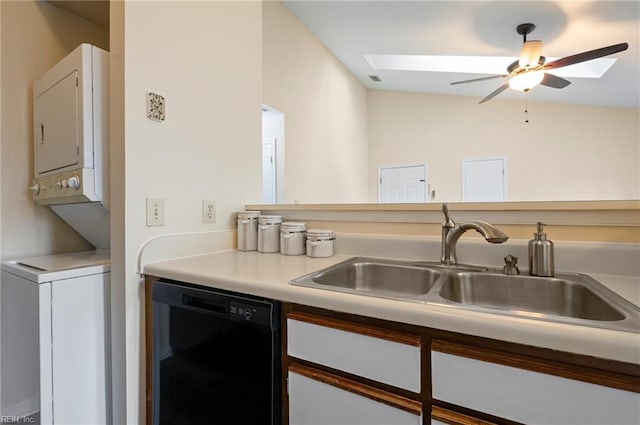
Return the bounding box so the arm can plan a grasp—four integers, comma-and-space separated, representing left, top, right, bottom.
508, 70, 545, 92
519, 40, 542, 68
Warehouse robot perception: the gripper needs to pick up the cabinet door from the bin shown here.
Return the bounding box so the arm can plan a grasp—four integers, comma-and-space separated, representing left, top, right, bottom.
289, 363, 422, 425
287, 312, 421, 392
431, 340, 640, 425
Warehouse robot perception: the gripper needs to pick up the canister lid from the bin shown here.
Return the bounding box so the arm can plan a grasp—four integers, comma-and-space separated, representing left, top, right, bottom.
237, 211, 260, 219
306, 229, 335, 240
258, 215, 282, 224
281, 221, 306, 231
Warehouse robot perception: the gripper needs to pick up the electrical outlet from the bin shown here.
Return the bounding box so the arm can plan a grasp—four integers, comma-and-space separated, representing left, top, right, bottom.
202, 200, 216, 224
146, 198, 165, 226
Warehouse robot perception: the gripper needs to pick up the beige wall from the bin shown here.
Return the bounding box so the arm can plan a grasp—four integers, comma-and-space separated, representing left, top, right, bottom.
0, 1, 108, 260
113, 1, 263, 422
368, 90, 640, 203
262, 1, 369, 203
263, 2, 639, 205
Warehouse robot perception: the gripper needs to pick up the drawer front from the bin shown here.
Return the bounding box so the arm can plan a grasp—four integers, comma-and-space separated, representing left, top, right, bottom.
432, 350, 640, 425
289, 370, 421, 425
287, 317, 421, 392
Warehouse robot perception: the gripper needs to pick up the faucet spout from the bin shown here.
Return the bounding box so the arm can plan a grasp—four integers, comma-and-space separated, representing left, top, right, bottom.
440, 204, 509, 265
457, 221, 509, 244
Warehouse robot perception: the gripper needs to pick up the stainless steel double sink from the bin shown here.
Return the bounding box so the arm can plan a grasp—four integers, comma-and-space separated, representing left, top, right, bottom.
290, 257, 640, 333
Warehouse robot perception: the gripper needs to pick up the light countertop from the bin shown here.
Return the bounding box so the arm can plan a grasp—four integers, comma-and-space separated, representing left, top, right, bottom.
143, 250, 640, 365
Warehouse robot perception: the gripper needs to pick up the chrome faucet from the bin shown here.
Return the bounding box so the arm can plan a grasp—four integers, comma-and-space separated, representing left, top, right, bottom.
440, 203, 509, 265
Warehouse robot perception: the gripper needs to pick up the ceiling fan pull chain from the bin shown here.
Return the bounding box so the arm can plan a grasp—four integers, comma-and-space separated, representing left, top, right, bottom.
524, 94, 530, 123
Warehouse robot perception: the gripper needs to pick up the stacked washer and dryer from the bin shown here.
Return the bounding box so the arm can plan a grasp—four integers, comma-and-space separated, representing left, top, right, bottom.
1, 44, 111, 424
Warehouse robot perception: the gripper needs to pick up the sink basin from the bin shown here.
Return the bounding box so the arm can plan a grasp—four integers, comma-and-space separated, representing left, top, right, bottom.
291, 257, 640, 333
439, 272, 625, 321
292, 258, 441, 301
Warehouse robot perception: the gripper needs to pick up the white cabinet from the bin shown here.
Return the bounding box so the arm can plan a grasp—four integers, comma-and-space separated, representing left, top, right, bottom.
289, 365, 421, 425
282, 307, 640, 425
287, 314, 421, 392
431, 340, 640, 425
286, 311, 422, 425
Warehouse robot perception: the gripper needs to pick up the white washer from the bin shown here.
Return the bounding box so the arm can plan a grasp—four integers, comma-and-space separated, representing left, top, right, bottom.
1, 250, 110, 425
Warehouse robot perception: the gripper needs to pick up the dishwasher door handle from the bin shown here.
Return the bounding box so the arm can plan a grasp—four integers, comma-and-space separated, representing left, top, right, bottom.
182, 294, 227, 316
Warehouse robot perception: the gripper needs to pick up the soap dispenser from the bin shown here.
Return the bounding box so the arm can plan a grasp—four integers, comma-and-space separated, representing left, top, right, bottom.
528, 222, 554, 277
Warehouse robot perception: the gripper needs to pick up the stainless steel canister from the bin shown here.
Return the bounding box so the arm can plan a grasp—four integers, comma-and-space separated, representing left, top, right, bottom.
306, 229, 335, 258
280, 222, 307, 255
236, 211, 260, 251
258, 215, 282, 253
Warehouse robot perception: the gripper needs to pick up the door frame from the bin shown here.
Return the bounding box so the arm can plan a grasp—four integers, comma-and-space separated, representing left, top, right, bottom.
377, 163, 428, 203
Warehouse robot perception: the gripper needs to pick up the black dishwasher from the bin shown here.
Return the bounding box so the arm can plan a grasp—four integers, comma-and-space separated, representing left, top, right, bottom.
152, 279, 281, 425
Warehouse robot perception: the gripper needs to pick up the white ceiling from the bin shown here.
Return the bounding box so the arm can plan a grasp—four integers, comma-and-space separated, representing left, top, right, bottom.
283, 1, 640, 108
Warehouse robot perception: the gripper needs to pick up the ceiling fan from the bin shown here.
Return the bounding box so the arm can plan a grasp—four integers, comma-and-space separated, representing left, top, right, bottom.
451, 23, 629, 104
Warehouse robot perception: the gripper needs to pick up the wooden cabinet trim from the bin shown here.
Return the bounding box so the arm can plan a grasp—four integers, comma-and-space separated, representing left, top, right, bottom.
289, 361, 422, 416
432, 339, 640, 393
287, 356, 421, 401
287, 310, 421, 346
431, 406, 497, 425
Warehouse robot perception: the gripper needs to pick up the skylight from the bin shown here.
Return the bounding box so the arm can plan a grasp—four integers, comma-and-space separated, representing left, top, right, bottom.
364, 55, 617, 78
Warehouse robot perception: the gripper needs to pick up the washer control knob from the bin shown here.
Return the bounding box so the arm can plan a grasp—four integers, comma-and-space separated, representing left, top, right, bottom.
61, 179, 69, 188
67, 175, 80, 189
29, 183, 40, 195
54, 181, 62, 190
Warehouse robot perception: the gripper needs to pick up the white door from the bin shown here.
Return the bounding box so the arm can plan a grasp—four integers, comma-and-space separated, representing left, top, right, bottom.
262, 137, 277, 204
378, 165, 426, 203
462, 157, 506, 202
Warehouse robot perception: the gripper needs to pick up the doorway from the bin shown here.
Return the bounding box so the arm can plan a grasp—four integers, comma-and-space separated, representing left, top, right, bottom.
262, 138, 276, 204
261, 105, 285, 204
378, 164, 427, 203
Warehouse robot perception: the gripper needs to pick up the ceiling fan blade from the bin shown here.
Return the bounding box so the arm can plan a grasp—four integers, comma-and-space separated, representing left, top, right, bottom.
450, 74, 507, 85
540, 73, 571, 89
479, 83, 509, 104
519, 40, 542, 68
543, 42, 628, 70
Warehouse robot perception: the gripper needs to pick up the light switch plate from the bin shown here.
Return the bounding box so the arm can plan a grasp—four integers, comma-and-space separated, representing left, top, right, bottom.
146, 198, 165, 226
146, 92, 165, 122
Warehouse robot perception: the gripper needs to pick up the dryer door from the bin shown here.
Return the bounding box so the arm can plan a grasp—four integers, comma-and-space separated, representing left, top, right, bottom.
33, 70, 80, 175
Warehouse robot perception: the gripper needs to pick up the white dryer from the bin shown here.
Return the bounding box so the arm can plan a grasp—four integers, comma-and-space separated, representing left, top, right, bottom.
1, 251, 110, 425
